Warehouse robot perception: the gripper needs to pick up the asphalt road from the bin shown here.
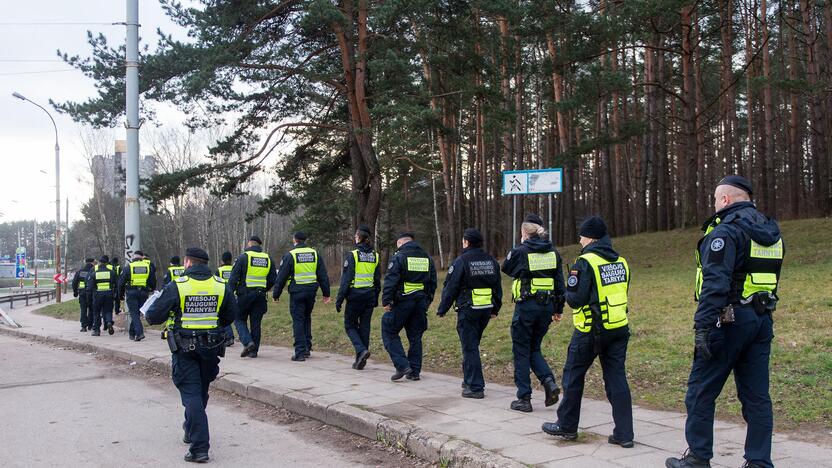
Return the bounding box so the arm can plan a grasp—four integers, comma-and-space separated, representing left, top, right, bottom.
0, 333, 427, 467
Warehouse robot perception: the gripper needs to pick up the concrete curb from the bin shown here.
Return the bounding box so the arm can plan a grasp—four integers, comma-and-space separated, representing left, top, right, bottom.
0, 325, 524, 468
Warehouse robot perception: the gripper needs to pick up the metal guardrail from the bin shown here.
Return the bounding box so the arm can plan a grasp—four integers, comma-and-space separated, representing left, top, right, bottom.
0, 289, 56, 309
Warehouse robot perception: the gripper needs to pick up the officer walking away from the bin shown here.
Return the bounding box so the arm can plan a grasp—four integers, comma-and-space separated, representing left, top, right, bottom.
667, 176, 783, 468
72, 257, 95, 332
273, 231, 331, 361
437, 228, 502, 399
163, 256, 186, 286
144, 247, 237, 464
381, 232, 437, 381
111, 256, 123, 316
228, 236, 277, 358
119, 250, 156, 341
215, 251, 236, 346
502, 214, 565, 412
335, 225, 381, 370
542, 216, 634, 447
85, 255, 117, 336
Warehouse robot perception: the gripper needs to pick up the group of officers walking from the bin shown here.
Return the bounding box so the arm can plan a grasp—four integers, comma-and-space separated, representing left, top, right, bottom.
69, 175, 783, 468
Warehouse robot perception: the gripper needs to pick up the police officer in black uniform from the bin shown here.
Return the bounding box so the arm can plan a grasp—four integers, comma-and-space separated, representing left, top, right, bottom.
543, 216, 634, 448
381, 232, 437, 381
163, 256, 185, 286
145, 247, 237, 464
111, 256, 122, 316
119, 250, 157, 341
667, 176, 782, 468
85, 255, 116, 336
228, 236, 277, 358
72, 257, 95, 332
274, 231, 331, 361
336, 225, 381, 370
437, 228, 502, 399
502, 214, 565, 412
216, 251, 236, 346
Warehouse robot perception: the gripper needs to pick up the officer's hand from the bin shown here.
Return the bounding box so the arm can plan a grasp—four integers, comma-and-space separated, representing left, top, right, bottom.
273, 297, 280, 303
552, 313, 562, 322
437, 311, 445, 318
323, 296, 332, 304
73, 291, 78, 298
383, 304, 391, 312
694, 328, 713, 360
335, 304, 342, 313
490, 313, 497, 319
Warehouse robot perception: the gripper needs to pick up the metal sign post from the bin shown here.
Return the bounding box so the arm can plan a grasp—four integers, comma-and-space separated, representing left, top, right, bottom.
502, 168, 563, 245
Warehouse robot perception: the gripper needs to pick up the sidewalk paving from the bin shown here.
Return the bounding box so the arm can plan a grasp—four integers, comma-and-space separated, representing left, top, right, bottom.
2, 300, 830, 467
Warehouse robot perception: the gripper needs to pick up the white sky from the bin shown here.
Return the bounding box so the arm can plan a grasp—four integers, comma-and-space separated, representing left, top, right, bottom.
0, 0, 187, 223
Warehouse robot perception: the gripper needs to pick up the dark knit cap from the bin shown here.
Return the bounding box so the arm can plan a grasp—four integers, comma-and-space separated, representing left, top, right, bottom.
717, 175, 753, 196
293, 231, 307, 241
463, 228, 484, 245
524, 213, 544, 227
85, 257, 94, 263
221, 251, 233, 262
249, 235, 263, 244
579, 216, 608, 239
170, 256, 181, 265
185, 247, 209, 262
356, 224, 372, 237
397, 231, 415, 241
99, 255, 109, 263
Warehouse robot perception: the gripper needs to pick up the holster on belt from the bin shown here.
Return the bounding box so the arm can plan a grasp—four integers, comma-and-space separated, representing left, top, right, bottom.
751, 292, 778, 315
719, 305, 735, 324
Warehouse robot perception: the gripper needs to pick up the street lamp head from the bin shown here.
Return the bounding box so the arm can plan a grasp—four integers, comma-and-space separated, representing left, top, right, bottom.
12, 91, 27, 101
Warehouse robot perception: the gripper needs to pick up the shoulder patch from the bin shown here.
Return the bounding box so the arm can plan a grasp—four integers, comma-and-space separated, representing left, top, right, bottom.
506, 251, 512, 260
448, 265, 454, 275
175, 276, 189, 283
388, 262, 394, 269
567, 275, 578, 287
710, 238, 725, 252
344, 260, 349, 268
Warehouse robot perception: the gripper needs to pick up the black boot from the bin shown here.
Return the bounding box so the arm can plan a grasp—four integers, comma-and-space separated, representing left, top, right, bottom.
510, 397, 532, 413
184, 451, 209, 463
240, 343, 256, 357
107, 323, 114, 335
542, 376, 560, 407
542, 421, 578, 441
355, 350, 370, 370
665, 449, 711, 468
80, 326, 87, 332
391, 367, 412, 381
91, 329, 101, 336
608, 434, 634, 448
462, 388, 484, 399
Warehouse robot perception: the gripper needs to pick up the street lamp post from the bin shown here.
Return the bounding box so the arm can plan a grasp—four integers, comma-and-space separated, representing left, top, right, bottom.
13, 92, 62, 302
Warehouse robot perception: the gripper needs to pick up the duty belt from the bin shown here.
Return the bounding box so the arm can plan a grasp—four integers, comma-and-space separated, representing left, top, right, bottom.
175, 332, 224, 351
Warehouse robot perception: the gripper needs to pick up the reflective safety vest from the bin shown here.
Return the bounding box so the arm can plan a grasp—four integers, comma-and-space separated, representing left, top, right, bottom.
403, 256, 429, 295
78, 270, 88, 290
175, 276, 225, 330
511, 251, 558, 301
737, 239, 784, 299
95, 269, 112, 291
168, 265, 185, 280
290, 247, 318, 285
695, 218, 720, 301
245, 251, 271, 289
351, 249, 378, 289
217, 265, 233, 282
695, 219, 785, 302
572, 253, 630, 333
471, 288, 494, 309
129, 260, 151, 287
105, 264, 113, 271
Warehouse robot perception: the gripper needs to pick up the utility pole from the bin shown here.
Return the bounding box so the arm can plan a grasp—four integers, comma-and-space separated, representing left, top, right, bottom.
64, 198, 69, 294
124, 0, 141, 259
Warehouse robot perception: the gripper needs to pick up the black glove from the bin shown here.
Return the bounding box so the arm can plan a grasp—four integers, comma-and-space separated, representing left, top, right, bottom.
73, 291, 78, 298
335, 303, 342, 313
694, 328, 713, 360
